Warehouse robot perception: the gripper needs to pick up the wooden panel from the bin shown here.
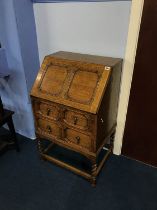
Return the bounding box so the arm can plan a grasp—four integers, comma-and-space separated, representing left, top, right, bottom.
34, 100, 60, 121
36, 117, 61, 139
122, 0, 157, 167
64, 127, 91, 151
67, 70, 98, 104
52, 51, 122, 67
30, 52, 118, 114
63, 109, 89, 131
39, 103, 59, 119
97, 61, 122, 149
39, 64, 68, 97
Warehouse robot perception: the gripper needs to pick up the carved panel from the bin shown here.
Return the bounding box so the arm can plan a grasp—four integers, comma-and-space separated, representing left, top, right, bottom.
38, 64, 68, 97
63, 109, 89, 131
66, 70, 99, 105
34, 100, 60, 121
64, 127, 91, 151
36, 117, 61, 139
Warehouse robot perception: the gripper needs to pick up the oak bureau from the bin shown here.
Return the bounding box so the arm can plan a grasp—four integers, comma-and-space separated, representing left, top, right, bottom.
31, 51, 122, 186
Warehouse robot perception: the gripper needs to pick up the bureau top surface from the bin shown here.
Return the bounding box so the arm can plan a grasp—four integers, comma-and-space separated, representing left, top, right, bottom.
52, 51, 121, 67
31, 51, 122, 114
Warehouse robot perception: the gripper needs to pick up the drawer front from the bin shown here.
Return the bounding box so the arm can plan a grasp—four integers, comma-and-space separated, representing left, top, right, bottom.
36, 118, 61, 139
34, 100, 60, 121
64, 128, 91, 151
63, 110, 90, 130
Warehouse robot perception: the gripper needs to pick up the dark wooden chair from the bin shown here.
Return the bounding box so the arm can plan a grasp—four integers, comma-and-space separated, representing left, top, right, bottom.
0, 96, 19, 153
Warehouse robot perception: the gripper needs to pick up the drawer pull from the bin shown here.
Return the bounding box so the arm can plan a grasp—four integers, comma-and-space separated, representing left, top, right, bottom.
46, 125, 52, 133
47, 108, 51, 116
75, 136, 80, 144
73, 116, 78, 125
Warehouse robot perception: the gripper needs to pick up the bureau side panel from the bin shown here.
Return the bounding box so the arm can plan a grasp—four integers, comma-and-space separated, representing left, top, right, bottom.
96, 61, 122, 150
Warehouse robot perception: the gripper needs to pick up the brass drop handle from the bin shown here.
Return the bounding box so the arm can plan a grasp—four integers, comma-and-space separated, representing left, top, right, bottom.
75, 136, 80, 144
47, 108, 51, 116
101, 118, 104, 123
47, 125, 52, 133
73, 116, 78, 125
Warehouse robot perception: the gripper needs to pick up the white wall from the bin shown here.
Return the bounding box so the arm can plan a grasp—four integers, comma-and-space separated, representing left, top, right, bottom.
33, 2, 131, 64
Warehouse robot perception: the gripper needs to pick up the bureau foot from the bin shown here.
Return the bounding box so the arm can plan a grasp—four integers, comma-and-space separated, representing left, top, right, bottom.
91, 177, 96, 187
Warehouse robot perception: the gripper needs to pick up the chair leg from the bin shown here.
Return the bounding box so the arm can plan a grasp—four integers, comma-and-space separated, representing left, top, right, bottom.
7, 117, 20, 152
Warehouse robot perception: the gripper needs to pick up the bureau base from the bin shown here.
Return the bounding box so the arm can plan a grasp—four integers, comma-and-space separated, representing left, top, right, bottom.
37, 134, 114, 187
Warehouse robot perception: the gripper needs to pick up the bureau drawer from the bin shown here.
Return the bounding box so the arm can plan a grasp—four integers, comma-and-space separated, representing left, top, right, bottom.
35, 101, 60, 120
36, 118, 61, 139
64, 128, 91, 151
63, 110, 90, 131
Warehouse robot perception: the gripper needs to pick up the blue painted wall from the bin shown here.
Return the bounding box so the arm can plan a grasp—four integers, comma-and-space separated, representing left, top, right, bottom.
14, 0, 40, 92
0, 0, 39, 138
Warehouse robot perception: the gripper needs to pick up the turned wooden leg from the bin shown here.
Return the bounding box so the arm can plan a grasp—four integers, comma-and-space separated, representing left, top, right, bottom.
37, 137, 43, 158
37, 137, 47, 161
7, 117, 20, 152
91, 158, 97, 187
37, 138, 42, 153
